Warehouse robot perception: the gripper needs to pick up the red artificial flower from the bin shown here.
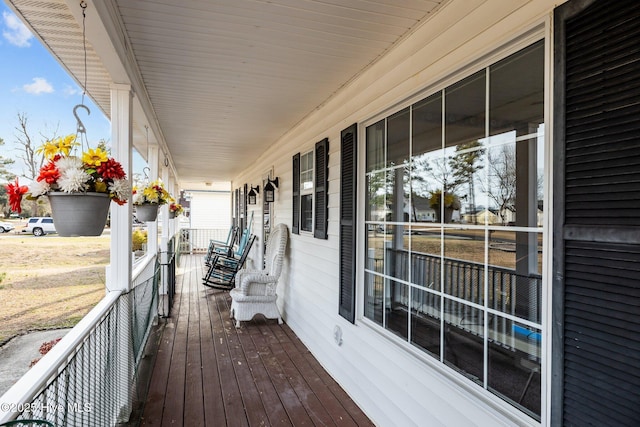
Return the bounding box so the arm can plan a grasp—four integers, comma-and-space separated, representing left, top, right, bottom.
96, 158, 126, 180
112, 197, 127, 206
37, 160, 60, 184
6, 178, 29, 213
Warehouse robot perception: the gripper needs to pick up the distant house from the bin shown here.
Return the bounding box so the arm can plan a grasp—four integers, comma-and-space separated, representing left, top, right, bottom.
409, 195, 436, 222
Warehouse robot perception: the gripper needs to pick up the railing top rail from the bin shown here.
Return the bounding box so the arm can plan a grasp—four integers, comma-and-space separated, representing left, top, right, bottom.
0, 290, 122, 423
133, 252, 157, 280
385, 247, 542, 279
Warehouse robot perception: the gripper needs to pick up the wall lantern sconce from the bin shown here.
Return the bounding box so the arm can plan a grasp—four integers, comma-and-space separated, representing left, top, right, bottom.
248, 185, 259, 205
264, 177, 279, 203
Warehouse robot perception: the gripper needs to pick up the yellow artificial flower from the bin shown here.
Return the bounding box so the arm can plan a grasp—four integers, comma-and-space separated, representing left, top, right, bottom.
36, 135, 78, 159
57, 135, 77, 155
82, 147, 108, 167
143, 186, 160, 203
36, 140, 61, 160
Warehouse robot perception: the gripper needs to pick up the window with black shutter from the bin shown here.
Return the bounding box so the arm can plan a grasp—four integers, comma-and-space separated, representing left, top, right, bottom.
292, 138, 329, 238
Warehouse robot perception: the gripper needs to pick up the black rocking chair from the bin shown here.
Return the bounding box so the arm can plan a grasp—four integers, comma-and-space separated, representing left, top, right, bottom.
203, 234, 256, 290
204, 225, 239, 266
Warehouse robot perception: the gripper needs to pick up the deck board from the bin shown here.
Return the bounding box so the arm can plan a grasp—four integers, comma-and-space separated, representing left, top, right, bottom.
139, 254, 373, 426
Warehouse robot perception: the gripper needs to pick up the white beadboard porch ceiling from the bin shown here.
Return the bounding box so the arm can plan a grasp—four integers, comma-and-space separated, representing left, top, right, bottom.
9, 0, 446, 188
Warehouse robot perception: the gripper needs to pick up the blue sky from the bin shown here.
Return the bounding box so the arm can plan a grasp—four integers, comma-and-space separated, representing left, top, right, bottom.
0, 3, 113, 181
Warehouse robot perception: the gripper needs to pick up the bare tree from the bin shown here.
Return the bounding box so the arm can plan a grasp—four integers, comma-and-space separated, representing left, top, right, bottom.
12, 113, 59, 216
449, 141, 484, 220
14, 113, 43, 181
484, 144, 516, 225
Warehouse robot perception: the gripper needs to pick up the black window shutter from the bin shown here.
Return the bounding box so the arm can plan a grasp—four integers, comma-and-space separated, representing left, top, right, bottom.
243, 183, 248, 227
339, 124, 357, 323
553, 1, 640, 425
314, 138, 329, 239
292, 153, 300, 234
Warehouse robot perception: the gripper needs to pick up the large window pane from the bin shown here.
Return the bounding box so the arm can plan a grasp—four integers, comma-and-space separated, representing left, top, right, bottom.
444, 300, 484, 384
409, 225, 441, 290
413, 92, 442, 156
410, 286, 441, 358
386, 279, 409, 340
410, 150, 443, 223
366, 120, 385, 172
443, 228, 484, 305
483, 135, 543, 228
387, 107, 410, 167
488, 320, 541, 419
488, 230, 542, 321
385, 225, 409, 281
445, 70, 485, 149
366, 225, 385, 274
364, 271, 384, 325
447, 142, 486, 223
300, 194, 312, 232
489, 40, 544, 137
386, 167, 411, 223
366, 172, 386, 222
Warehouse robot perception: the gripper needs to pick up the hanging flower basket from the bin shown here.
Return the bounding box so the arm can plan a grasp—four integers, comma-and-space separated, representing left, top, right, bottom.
136, 204, 159, 222
48, 192, 111, 236
5, 135, 130, 237
169, 202, 183, 219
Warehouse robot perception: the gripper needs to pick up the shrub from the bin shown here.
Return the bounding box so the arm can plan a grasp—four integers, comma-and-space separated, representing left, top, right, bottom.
30, 337, 62, 367
132, 229, 148, 251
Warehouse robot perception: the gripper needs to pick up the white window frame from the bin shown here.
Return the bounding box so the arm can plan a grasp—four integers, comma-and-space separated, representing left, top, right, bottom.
299, 150, 314, 234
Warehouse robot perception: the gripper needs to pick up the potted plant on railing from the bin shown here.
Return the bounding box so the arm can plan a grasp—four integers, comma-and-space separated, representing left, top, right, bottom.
429, 189, 461, 223
6, 135, 129, 236
132, 179, 171, 222
169, 202, 184, 219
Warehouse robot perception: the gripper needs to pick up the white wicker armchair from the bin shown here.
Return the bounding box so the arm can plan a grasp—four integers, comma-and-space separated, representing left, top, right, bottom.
229, 223, 288, 327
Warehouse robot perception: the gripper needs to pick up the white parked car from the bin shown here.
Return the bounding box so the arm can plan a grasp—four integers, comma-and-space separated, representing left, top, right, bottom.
0, 221, 14, 233
22, 217, 57, 236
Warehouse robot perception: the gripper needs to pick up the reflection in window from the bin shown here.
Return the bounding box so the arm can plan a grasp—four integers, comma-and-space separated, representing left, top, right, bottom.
387, 108, 410, 168
300, 151, 314, 190
363, 40, 545, 420
367, 120, 385, 172
300, 194, 312, 232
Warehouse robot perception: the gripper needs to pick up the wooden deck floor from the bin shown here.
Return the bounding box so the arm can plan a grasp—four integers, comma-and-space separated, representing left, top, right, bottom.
137, 254, 373, 426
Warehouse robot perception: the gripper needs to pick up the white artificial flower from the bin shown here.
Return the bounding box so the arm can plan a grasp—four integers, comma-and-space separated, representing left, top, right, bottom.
55, 156, 83, 173
109, 178, 130, 201
57, 168, 90, 192
28, 180, 50, 197
132, 192, 144, 205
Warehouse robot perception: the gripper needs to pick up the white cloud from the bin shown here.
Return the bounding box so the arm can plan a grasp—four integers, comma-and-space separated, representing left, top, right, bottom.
2, 11, 33, 47
63, 85, 81, 97
23, 77, 54, 94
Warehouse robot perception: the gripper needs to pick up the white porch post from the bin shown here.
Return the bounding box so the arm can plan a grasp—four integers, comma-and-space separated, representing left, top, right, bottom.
170, 180, 179, 237
161, 166, 170, 242
159, 166, 171, 297
107, 83, 133, 423
147, 144, 159, 256
107, 83, 133, 293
